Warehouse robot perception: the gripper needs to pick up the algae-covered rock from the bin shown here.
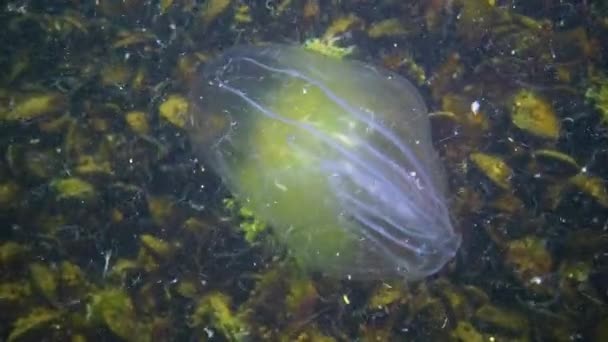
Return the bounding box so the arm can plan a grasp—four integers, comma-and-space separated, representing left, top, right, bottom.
28, 262, 57, 304
23, 149, 62, 179
175, 279, 199, 299
234, 3, 253, 24
531, 149, 580, 176
51, 177, 96, 200
585, 70, 608, 124
100, 62, 132, 87
108, 258, 140, 282
285, 276, 318, 317
302, 14, 361, 58
137, 248, 161, 274
368, 18, 409, 38
470, 152, 513, 190
0, 242, 29, 267
159, 95, 189, 128
292, 328, 336, 342
112, 31, 156, 49
511, 90, 560, 139
0, 282, 32, 313
140, 234, 174, 260
201, 0, 232, 27
125, 110, 150, 135
75, 155, 112, 175
451, 321, 484, 342
0, 182, 21, 208
189, 291, 249, 340
368, 283, 406, 309
596, 317, 608, 342
88, 288, 147, 341
570, 173, 608, 208
1, 93, 66, 121
473, 304, 529, 337
8, 307, 61, 342
182, 217, 214, 236
505, 236, 553, 293
147, 195, 175, 227
223, 198, 267, 243
59, 261, 90, 298
490, 193, 525, 215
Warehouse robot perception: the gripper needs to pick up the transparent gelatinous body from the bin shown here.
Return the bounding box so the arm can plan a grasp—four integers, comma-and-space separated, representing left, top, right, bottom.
187, 44, 461, 280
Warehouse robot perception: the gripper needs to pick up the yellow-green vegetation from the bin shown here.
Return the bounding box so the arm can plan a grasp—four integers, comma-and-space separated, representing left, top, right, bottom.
285, 276, 318, 314
108, 258, 140, 282
147, 195, 175, 227
367, 18, 409, 38
75, 155, 112, 175
158, 95, 189, 129
87, 289, 148, 341
224, 198, 267, 243
59, 261, 90, 294
368, 283, 406, 309
182, 217, 213, 236
28, 263, 58, 304
100, 63, 132, 86
585, 70, 608, 124
111, 31, 155, 49
201, 0, 232, 27
189, 291, 248, 340
570, 173, 608, 208
8, 308, 61, 342
303, 14, 361, 58
532, 149, 580, 175
559, 260, 590, 283
303, 38, 353, 59
1, 93, 66, 121
505, 236, 553, 293
234, 4, 252, 24
470, 152, 513, 190
51, 178, 96, 200
451, 321, 484, 342
511, 90, 560, 139
0, 182, 21, 208
20, 149, 60, 179
140, 234, 174, 260
125, 110, 150, 135
0, 282, 32, 310
473, 304, 529, 337
175, 279, 199, 299
0, 242, 29, 267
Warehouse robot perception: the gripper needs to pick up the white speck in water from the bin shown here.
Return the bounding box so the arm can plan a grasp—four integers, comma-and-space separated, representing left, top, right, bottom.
203, 327, 214, 338
274, 180, 288, 192
471, 100, 480, 114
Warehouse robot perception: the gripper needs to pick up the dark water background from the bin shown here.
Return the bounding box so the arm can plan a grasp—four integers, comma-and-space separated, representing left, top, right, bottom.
0, 0, 607, 341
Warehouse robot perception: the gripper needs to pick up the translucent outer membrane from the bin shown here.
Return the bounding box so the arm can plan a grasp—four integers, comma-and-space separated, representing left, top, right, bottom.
187, 44, 461, 280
